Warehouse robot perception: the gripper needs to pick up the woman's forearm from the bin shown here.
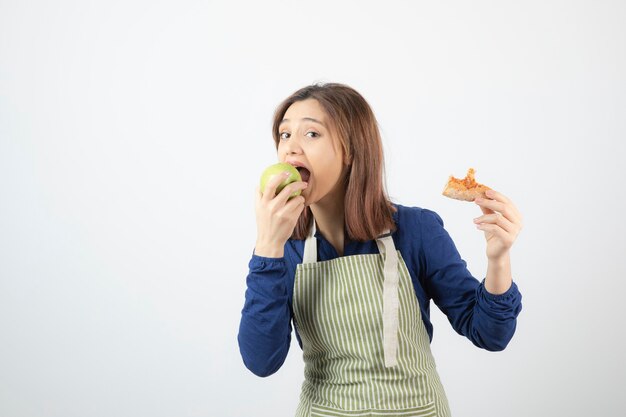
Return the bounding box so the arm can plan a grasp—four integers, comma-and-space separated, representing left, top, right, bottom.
484, 252, 512, 295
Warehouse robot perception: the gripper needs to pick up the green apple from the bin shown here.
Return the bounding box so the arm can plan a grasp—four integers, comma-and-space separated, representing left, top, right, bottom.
260, 162, 302, 199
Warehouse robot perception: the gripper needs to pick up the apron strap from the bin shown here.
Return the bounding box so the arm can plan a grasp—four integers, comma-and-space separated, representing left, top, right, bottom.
376, 230, 400, 368
302, 218, 317, 264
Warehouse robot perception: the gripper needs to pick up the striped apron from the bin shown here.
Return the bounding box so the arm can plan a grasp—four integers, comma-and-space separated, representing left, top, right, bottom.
292, 221, 451, 417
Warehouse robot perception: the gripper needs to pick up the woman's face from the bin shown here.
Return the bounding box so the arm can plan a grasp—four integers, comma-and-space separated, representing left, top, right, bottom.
277, 99, 347, 206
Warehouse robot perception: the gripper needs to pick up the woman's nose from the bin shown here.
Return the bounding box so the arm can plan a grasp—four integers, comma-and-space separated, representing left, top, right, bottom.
284, 137, 303, 155
287, 147, 301, 155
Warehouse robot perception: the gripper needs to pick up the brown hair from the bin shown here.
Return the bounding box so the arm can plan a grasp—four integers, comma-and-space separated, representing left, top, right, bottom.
271, 82, 397, 242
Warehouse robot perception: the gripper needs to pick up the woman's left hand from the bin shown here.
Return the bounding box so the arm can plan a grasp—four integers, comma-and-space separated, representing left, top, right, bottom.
473, 189, 523, 261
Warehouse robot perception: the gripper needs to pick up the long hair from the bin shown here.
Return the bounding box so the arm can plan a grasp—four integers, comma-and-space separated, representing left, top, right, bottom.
271, 82, 397, 242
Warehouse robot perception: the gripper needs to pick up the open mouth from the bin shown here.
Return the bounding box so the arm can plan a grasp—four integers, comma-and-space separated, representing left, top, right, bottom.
296, 167, 311, 183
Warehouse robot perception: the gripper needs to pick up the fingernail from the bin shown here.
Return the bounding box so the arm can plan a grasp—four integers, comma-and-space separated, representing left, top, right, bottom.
473, 218, 479, 223
475, 198, 483, 203
485, 190, 493, 197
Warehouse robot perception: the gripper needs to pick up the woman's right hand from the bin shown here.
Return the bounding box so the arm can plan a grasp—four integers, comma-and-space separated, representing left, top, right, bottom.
254, 171, 308, 258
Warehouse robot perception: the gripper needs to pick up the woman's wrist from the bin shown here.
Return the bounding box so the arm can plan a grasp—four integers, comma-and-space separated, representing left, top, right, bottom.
254, 242, 284, 258
487, 251, 510, 268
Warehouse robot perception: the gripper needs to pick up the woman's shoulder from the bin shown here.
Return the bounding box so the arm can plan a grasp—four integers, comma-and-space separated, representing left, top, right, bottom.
392, 203, 445, 231
391, 204, 451, 259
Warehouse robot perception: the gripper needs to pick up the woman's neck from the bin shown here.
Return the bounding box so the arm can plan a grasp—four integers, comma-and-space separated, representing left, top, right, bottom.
309, 184, 346, 256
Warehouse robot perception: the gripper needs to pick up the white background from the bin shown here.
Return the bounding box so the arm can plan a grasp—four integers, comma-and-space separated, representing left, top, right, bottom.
1, 0, 625, 416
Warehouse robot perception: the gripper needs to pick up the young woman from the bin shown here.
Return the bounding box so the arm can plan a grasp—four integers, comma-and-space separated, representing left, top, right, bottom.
238, 83, 523, 417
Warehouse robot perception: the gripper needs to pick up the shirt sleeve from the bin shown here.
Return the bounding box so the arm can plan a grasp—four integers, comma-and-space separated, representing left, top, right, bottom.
237, 252, 293, 377
419, 209, 523, 351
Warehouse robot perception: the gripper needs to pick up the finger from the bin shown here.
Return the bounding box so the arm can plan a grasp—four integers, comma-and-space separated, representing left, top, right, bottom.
479, 205, 494, 215
484, 189, 510, 204
475, 198, 520, 224
261, 171, 292, 202
485, 189, 523, 223
273, 181, 308, 206
474, 213, 515, 234
475, 223, 514, 247
276, 195, 306, 221
284, 194, 306, 214
475, 197, 504, 213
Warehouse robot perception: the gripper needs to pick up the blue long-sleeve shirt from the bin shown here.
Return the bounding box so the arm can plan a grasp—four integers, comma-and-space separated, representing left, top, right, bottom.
238, 204, 523, 377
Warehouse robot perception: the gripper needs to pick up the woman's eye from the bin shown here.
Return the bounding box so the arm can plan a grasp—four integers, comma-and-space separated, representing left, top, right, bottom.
280, 131, 318, 140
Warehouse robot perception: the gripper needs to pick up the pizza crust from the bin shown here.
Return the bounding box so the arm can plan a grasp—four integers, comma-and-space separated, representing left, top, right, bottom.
442, 168, 491, 201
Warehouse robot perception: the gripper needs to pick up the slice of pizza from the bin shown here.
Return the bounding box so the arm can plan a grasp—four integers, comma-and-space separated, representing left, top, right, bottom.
442, 168, 491, 201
